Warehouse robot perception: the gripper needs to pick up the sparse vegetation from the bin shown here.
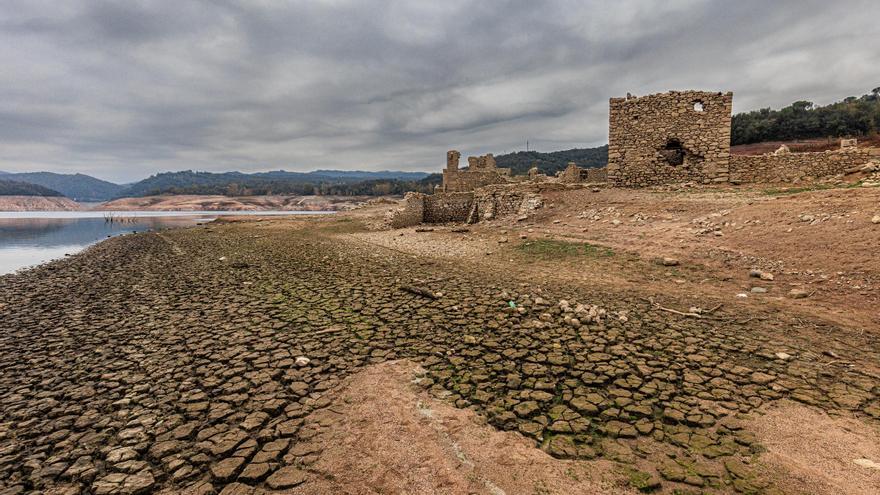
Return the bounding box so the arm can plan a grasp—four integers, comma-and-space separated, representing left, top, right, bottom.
516, 239, 614, 259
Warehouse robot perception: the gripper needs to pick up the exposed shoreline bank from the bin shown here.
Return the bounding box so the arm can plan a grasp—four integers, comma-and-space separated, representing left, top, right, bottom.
0, 195, 81, 211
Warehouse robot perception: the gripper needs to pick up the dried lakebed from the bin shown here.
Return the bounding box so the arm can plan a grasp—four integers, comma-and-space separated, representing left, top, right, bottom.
0, 219, 878, 494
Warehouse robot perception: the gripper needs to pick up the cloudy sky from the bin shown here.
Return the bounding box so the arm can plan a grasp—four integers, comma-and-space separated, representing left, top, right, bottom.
1, 0, 878, 182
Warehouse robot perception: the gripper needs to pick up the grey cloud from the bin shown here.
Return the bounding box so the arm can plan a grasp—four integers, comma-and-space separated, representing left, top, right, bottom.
0, 0, 877, 182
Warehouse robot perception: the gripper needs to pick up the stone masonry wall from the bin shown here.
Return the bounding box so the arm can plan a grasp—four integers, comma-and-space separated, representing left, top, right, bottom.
586, 167, 607, 182
442, 150, 511, 192
559, 163, 608, 184
608, 91, 733, 187
729, 149, 874, 184
423, 192, 474, 223
386, 192, 425, 229
467, 183, 562, 222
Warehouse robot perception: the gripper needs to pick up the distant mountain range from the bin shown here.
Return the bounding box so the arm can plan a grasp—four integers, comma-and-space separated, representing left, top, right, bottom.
0, 146, 610, 200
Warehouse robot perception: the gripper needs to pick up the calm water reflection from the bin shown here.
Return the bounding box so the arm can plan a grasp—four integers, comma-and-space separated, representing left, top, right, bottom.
0, 211, 331, 275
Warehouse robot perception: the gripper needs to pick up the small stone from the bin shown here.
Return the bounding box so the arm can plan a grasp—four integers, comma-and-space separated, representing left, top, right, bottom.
788, 288, 809, 299
750, 287, 767, 293
853, 458, 880, 470
872, 215, 880, 224
774, 352, 791, 360
660, 257, 679, 266
294, 356, 310, 366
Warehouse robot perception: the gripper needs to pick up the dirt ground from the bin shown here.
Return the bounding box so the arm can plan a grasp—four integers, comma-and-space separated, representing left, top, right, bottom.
287, 360, 631, 495
353, 185, 880, 331
750, 400, 880, 495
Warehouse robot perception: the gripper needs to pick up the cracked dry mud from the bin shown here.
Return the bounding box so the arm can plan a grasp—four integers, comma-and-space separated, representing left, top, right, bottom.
1, 218, 878, 494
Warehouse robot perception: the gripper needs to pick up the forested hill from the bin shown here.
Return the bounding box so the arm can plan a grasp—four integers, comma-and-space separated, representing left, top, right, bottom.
0, 179, 64, 196
119, 170, 439, 197
0, 172, 124, 201
495, 146, 608, 176
732, 88, 880, 145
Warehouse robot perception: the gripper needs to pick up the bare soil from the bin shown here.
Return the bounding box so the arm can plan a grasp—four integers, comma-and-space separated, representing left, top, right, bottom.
749, 400, 880, 495
0, 195, 81, 211
295, 360, 631, 495
355, 184, 880, 330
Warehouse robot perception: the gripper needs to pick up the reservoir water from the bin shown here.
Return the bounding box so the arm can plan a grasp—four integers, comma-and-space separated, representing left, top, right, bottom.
0, 210, 332, 275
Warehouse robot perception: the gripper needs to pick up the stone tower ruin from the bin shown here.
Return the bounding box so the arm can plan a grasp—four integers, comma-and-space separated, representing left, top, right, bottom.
441, 150, 511, 192
607, 91, 733, 186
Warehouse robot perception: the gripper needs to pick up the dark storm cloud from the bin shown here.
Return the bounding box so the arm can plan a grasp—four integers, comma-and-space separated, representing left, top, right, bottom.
0, 0, 878, 182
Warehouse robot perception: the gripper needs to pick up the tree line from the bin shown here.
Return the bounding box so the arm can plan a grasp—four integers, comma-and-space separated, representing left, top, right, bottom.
0, 179, 63, 196
731, 88, 880, 145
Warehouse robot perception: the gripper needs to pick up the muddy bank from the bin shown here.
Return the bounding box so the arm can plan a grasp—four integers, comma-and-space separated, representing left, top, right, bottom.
0, 216, 878, 494
97, 194, 390, 212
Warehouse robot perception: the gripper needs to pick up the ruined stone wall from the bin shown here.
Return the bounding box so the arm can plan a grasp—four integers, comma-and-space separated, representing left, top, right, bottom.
558, 163, 582, 183
586, 167, 607, 182
386, 192, 425, 228
607, 91, 733, 187
442, 150, 511, 192
443, 170, 510, 192
559, 163, 608, 184
729, 149, 874, 183
423, 192, 474, 223
468, 183, 555, 222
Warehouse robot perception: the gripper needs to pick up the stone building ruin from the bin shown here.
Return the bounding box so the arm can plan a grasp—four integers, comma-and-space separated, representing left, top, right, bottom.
387, 89, 879, 229
607, 91, 733, 186
559, 162, 608, 183
441, 150, 511, 192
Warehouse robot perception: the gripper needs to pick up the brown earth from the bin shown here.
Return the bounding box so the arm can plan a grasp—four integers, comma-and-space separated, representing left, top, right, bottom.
98, 194, 388, 212
355, 184, 880, 331
749, 400, 880, 495
1, 185, 879, 495
0, 195, 81, 211
287, 360, 631, 495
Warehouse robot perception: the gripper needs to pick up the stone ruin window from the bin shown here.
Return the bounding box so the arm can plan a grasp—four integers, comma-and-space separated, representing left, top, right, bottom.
660, 138, 685, 166
693, 101, 705, 112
